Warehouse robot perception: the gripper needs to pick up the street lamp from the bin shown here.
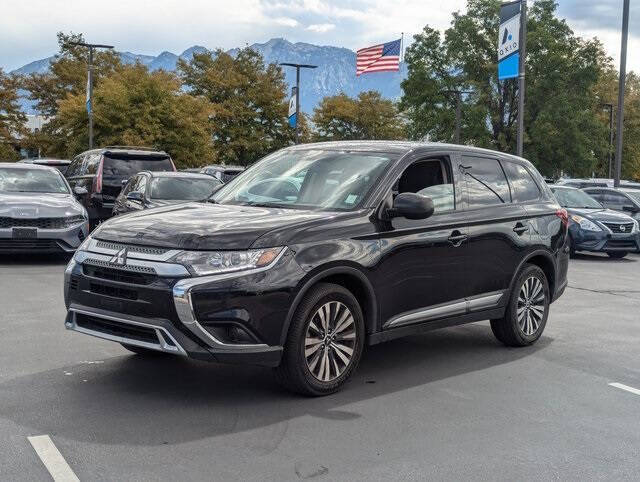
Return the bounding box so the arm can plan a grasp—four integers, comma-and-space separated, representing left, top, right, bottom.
441, 90, 473, 144
68, 41, 114, 149
279, 63, 317, 144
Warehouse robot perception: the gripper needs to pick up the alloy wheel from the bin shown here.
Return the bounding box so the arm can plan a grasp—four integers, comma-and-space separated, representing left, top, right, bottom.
517, 276, 546, 336
304, 301, 357, 382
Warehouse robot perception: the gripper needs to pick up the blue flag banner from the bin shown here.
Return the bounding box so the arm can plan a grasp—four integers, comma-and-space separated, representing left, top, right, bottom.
498, 1, 521, 80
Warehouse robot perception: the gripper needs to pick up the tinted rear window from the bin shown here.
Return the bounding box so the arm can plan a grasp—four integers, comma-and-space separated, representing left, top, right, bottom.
102, 155, 173, 178
462, 157, 510, 208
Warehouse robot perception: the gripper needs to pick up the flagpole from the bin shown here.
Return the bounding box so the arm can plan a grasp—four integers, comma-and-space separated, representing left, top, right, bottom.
400, 32, 404, 63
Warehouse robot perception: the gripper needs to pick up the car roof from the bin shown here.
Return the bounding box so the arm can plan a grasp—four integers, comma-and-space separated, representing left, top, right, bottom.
287, 141, 530, 164
140, 171, 216, 180
203, 164, 244, 171
19, 158, 70, 165
77, 146, 169, 157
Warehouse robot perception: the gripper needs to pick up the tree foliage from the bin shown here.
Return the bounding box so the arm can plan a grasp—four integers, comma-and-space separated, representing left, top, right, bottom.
179, 48, 293, 167
312, 91, 405, 141
0, 68, 26, 160
400, 0, 611, 177
53, 64, 214, 166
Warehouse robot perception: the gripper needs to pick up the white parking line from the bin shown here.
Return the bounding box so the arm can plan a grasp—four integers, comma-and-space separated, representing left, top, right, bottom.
27, 435, 80, 482
609, 382, 640, 396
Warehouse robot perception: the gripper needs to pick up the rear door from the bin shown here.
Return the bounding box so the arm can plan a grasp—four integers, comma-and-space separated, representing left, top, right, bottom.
460, 156, 530, 302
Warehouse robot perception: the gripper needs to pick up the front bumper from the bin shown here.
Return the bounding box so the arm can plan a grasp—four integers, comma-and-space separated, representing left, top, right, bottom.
0, 222, 89, 253
570, 225, 640, 253
63, 241, 303, 366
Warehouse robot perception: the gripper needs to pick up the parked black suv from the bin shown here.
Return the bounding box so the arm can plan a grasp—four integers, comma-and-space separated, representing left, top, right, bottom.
64, 142, 569, 395
65, 147, 175, 228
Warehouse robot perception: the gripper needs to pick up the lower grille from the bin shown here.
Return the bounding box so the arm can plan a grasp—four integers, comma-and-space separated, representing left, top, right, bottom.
0, 239, 61, 251
603, 222, 635, 234
89, 282, 138, 300
0, 216, 83, 229
605, 240, 637, 249
75, 313, 160, 345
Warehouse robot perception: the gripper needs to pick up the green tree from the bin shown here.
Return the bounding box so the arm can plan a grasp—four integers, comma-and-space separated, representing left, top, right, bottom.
0, 69, 27, 160
400, 0, 611, 177
179, 48, 293, 167
312, 91, 406, 141
54, 64, 214, 167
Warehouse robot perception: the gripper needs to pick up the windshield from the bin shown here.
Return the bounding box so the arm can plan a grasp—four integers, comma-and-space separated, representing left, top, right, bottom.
212, 149, 396, 210
0, 167, 69, 194
552, 188, 602, 209
150, 177, 221, 200
623, 190, 640, 204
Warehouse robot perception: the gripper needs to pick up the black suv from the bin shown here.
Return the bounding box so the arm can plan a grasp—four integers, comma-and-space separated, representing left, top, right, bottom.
64, 142, 569, 396
65, 147, 175, 228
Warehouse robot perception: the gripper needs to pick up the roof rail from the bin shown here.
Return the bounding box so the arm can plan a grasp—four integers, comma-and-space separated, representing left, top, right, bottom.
103, 146, 165, 152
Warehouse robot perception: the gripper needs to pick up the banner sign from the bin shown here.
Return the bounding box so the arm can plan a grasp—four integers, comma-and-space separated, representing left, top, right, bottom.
288, 88, 297, 128
498, 1, 521, 80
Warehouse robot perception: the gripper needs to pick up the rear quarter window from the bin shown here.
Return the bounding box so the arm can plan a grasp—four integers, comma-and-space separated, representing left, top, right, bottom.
502, 161, 541, 203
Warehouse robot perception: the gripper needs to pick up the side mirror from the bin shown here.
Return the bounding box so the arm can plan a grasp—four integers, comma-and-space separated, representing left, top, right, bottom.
73, 186, 88, 197
389, 192, 435, 220
126, 191, 144, 203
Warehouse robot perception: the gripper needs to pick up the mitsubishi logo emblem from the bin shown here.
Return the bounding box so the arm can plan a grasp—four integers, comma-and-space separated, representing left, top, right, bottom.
109, 248, 128, 266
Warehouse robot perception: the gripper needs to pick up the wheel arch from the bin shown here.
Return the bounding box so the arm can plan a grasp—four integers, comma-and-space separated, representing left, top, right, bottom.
512, 250, 557, 298
279, 265, 378, 345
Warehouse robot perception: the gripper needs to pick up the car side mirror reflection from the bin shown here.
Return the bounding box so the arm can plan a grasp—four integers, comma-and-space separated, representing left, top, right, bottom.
126, 191, 144, 203
389, 192, 435, 220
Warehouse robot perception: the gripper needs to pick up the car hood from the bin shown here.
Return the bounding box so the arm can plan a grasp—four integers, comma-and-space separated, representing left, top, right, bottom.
93, 202, 333, 250
0, 192, 84, 218
568, 207, 635, 223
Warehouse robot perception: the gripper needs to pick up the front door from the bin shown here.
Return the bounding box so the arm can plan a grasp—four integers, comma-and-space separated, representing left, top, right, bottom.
374, 154, 472, 329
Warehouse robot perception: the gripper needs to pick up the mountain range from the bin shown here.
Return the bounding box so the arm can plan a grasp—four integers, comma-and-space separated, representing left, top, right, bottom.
12, 38, 407, 115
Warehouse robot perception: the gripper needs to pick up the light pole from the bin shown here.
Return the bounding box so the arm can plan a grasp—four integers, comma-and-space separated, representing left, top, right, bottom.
602, 103, 615, 178
68, 42, 114, 149
279, 63, 317, 144
614, 0, 630, 187
442, 90, 473, 144
517, 0, 528, 157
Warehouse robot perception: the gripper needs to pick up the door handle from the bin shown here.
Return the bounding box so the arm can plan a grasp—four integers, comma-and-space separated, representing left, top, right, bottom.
448, 231, 468, 247
513, 223, 529, 235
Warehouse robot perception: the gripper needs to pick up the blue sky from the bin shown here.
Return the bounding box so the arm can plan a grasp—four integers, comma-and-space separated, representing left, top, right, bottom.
1, 0, 637, 72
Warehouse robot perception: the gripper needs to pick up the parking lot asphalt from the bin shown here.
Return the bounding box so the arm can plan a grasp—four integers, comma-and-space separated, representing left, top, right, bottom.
0, 253, 639, 481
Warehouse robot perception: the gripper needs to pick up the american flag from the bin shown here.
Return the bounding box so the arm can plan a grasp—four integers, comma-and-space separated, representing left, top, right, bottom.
356, 38, 401, 76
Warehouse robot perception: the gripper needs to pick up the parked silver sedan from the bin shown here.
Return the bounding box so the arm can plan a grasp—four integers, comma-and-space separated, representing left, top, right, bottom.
0, 163, 89, 253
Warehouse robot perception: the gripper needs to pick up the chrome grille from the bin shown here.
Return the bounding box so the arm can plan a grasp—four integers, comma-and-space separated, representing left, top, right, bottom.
95, 241, 169, 255
603, 222, 635, 234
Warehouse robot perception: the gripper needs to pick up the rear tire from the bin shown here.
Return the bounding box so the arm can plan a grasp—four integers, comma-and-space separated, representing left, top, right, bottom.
490, 264, 550, 347
274, 283, 365, 396
607, 251, 628, 259
120, 343, 166, 356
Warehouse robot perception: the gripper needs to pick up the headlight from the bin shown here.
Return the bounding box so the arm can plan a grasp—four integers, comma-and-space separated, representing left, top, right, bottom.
172, 247, 285, 276
570, 214, 601, 232
64, 215, 86, 228
74, 235, 92, 260
632, 220, 639, 234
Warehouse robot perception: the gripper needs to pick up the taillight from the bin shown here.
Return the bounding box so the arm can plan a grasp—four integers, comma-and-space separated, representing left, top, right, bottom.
556, 208, 569, 227
92, 157, 104, 193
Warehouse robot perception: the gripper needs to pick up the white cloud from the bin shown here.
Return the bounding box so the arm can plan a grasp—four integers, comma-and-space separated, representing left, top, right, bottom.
274, 17, 300, 27
306, 23, 335, 33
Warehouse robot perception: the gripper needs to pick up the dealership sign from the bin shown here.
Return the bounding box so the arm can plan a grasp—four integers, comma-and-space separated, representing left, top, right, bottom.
498, 1, 521, 81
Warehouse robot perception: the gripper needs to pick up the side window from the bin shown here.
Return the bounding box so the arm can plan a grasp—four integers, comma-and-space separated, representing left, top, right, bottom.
395, 158, 454, 214
603, 192, 634, 210
586, 190, 604, 202
137, 175, 148, 195
120, 176, 137, 196
502, 161, 541, 203
67, 155, 84, 177
461, 157, 510, 208
85, 154, 102, 175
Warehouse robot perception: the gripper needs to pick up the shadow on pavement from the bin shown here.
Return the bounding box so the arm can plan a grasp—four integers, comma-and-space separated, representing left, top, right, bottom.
0, 253, 71, 266
572, 253, 637, 263
0, 323, 550, 447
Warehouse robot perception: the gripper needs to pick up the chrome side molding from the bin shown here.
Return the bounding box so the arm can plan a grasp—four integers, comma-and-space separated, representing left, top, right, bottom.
384, 291, 505, 329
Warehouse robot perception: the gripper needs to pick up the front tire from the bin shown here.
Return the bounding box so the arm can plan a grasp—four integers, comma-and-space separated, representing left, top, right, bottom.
607, 251, 628, 259
274, 283, 365, 396
490, 264, 550, 347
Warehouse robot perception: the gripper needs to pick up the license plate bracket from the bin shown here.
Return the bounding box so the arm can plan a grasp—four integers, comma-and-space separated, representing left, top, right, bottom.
12, 228, 37, 239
